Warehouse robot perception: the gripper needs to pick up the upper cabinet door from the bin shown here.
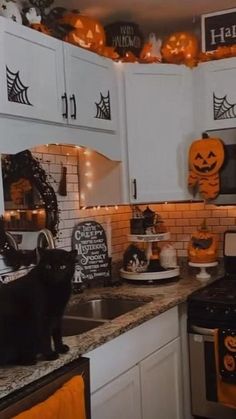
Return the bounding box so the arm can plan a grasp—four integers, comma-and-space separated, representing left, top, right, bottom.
124, 64, 193, 204
195, 58, 236, 132
0, 18, 65, 123
63, 43, 118, 131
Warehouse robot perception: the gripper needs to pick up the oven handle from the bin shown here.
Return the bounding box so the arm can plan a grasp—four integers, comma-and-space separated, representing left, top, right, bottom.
190, 325, 216, 336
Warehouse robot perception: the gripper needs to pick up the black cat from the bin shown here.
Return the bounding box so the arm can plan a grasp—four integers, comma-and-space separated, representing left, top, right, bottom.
0, 247, 77, 365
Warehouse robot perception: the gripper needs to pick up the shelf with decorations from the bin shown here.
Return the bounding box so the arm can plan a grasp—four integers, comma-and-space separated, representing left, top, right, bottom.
120, 206, 180, 283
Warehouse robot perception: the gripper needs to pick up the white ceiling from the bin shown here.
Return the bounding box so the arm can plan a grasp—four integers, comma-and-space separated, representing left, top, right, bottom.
54, 0, 236, 36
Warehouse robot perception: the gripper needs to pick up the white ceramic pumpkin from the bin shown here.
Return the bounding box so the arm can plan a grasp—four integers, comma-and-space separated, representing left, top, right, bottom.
0, 0, 22, 24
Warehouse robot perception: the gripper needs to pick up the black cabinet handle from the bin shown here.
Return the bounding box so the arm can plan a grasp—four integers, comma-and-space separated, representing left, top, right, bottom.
133, 178, 137, 200
61, 93, 68, 119
70, 94, 77, 119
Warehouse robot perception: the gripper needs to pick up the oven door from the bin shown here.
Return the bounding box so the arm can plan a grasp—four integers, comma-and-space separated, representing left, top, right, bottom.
189, 326, 236, 419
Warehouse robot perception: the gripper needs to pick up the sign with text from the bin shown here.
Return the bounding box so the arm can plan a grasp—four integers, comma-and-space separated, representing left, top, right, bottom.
72, 221, 110, 283
201, 8, 236, 52
105, 21, 144, 57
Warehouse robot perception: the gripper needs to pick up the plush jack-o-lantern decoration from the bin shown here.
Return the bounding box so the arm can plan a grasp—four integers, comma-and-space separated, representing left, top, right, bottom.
225, 335, 236, 353
161, 32, 199, 67
188, 220, 218, 263
223, 354, 235, 372
188, 133, 225, 200
60, 13, 106, 53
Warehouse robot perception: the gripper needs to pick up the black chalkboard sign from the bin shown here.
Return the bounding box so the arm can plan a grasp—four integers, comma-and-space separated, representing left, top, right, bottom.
105, 21, 144, 57
201, 8, 236, 52
72, 221, 110, 283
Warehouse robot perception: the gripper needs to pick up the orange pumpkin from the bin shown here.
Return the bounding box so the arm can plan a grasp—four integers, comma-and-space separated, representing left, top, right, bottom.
188, 220, 218, 263
225, 336, 236, 353
188, 134, 225, 200
223, 354, 235, 372
161, 31, 199, 67
60, 13, 106, 52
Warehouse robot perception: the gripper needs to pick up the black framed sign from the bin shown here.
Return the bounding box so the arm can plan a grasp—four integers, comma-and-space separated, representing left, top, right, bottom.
72, 221, 110, 283
201, 8, 236, 52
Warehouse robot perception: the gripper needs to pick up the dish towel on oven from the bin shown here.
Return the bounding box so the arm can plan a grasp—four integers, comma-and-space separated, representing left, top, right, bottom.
13, 375, 86, 419
214, 328, 236, 409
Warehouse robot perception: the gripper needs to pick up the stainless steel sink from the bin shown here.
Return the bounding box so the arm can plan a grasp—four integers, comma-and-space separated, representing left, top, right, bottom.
65, 298, 147, 320
62, 316, 105, 337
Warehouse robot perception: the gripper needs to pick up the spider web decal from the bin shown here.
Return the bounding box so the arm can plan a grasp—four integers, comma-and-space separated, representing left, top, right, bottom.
6, 66, 32, 106
95, 91, 111, 120
213, 93, 236, 120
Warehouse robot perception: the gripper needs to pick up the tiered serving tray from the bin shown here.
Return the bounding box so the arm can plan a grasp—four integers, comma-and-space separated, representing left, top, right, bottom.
120, 232, 180, 282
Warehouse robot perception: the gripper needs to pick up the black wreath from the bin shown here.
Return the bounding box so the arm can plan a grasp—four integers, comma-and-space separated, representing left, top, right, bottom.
2, 150, 59, 236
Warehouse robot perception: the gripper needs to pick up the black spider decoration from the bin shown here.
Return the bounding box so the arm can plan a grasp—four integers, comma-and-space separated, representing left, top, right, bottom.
95, 92, 111, 120
213, 93, 236, 120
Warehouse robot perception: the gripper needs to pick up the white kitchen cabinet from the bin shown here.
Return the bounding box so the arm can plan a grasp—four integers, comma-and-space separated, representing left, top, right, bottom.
0, 17, 65, 123
0, 17, 119, 131
63, 43, 118, 131
194, 58, 236, 132
123, 63, 193, 203
91, 366, 142, 419
87, 306, 185, 419
140, 337, 183, 419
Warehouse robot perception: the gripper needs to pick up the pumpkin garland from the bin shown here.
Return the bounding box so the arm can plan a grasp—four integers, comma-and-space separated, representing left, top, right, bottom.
188, 132, 225, 200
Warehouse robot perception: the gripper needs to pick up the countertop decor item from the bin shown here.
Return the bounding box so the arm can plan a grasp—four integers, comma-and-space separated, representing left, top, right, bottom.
188, 219, 218, 264
188, 261, 218, 280
120, 231, 180, 283
72, 220, 110, 288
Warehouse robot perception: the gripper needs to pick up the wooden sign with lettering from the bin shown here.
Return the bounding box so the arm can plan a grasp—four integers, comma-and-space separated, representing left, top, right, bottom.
105, 21, 144, 57
72, 221, 110, 283
201, 8, 236, 52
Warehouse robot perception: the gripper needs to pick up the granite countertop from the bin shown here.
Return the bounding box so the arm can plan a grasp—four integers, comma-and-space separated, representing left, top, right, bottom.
0, 265, 223, 400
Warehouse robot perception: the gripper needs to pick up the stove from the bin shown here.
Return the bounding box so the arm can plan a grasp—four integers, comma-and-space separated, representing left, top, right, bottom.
188, 277, 236, 328
188, 230, 236, 328
188, 230, 236, 419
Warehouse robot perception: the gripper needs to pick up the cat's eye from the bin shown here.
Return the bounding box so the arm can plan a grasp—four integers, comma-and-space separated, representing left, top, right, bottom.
45, 264, 52, 270
59, 265, 67, 270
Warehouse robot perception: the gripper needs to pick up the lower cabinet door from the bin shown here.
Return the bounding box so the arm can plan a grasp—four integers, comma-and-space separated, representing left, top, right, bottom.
140, 337, 183, 419
91, 365, 142, 419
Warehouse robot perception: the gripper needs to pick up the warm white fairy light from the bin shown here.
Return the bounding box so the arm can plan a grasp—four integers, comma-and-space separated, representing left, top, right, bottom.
85, 161, 91, 167
86, 181, 92, 189
115, 205, 119, 210
83, 149, 91, 156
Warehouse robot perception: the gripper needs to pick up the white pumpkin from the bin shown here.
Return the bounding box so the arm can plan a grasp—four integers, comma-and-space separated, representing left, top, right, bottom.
0, 0, 22, 24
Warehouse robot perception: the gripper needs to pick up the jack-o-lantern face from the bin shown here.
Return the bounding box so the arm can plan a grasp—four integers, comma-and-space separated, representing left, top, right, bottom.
189, 138, 225, 176
161, 32, 199, 65
60, 13, 106, 52
188, 221, 218, 263
223, 354, 235, 372
225, 335, 236, 352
